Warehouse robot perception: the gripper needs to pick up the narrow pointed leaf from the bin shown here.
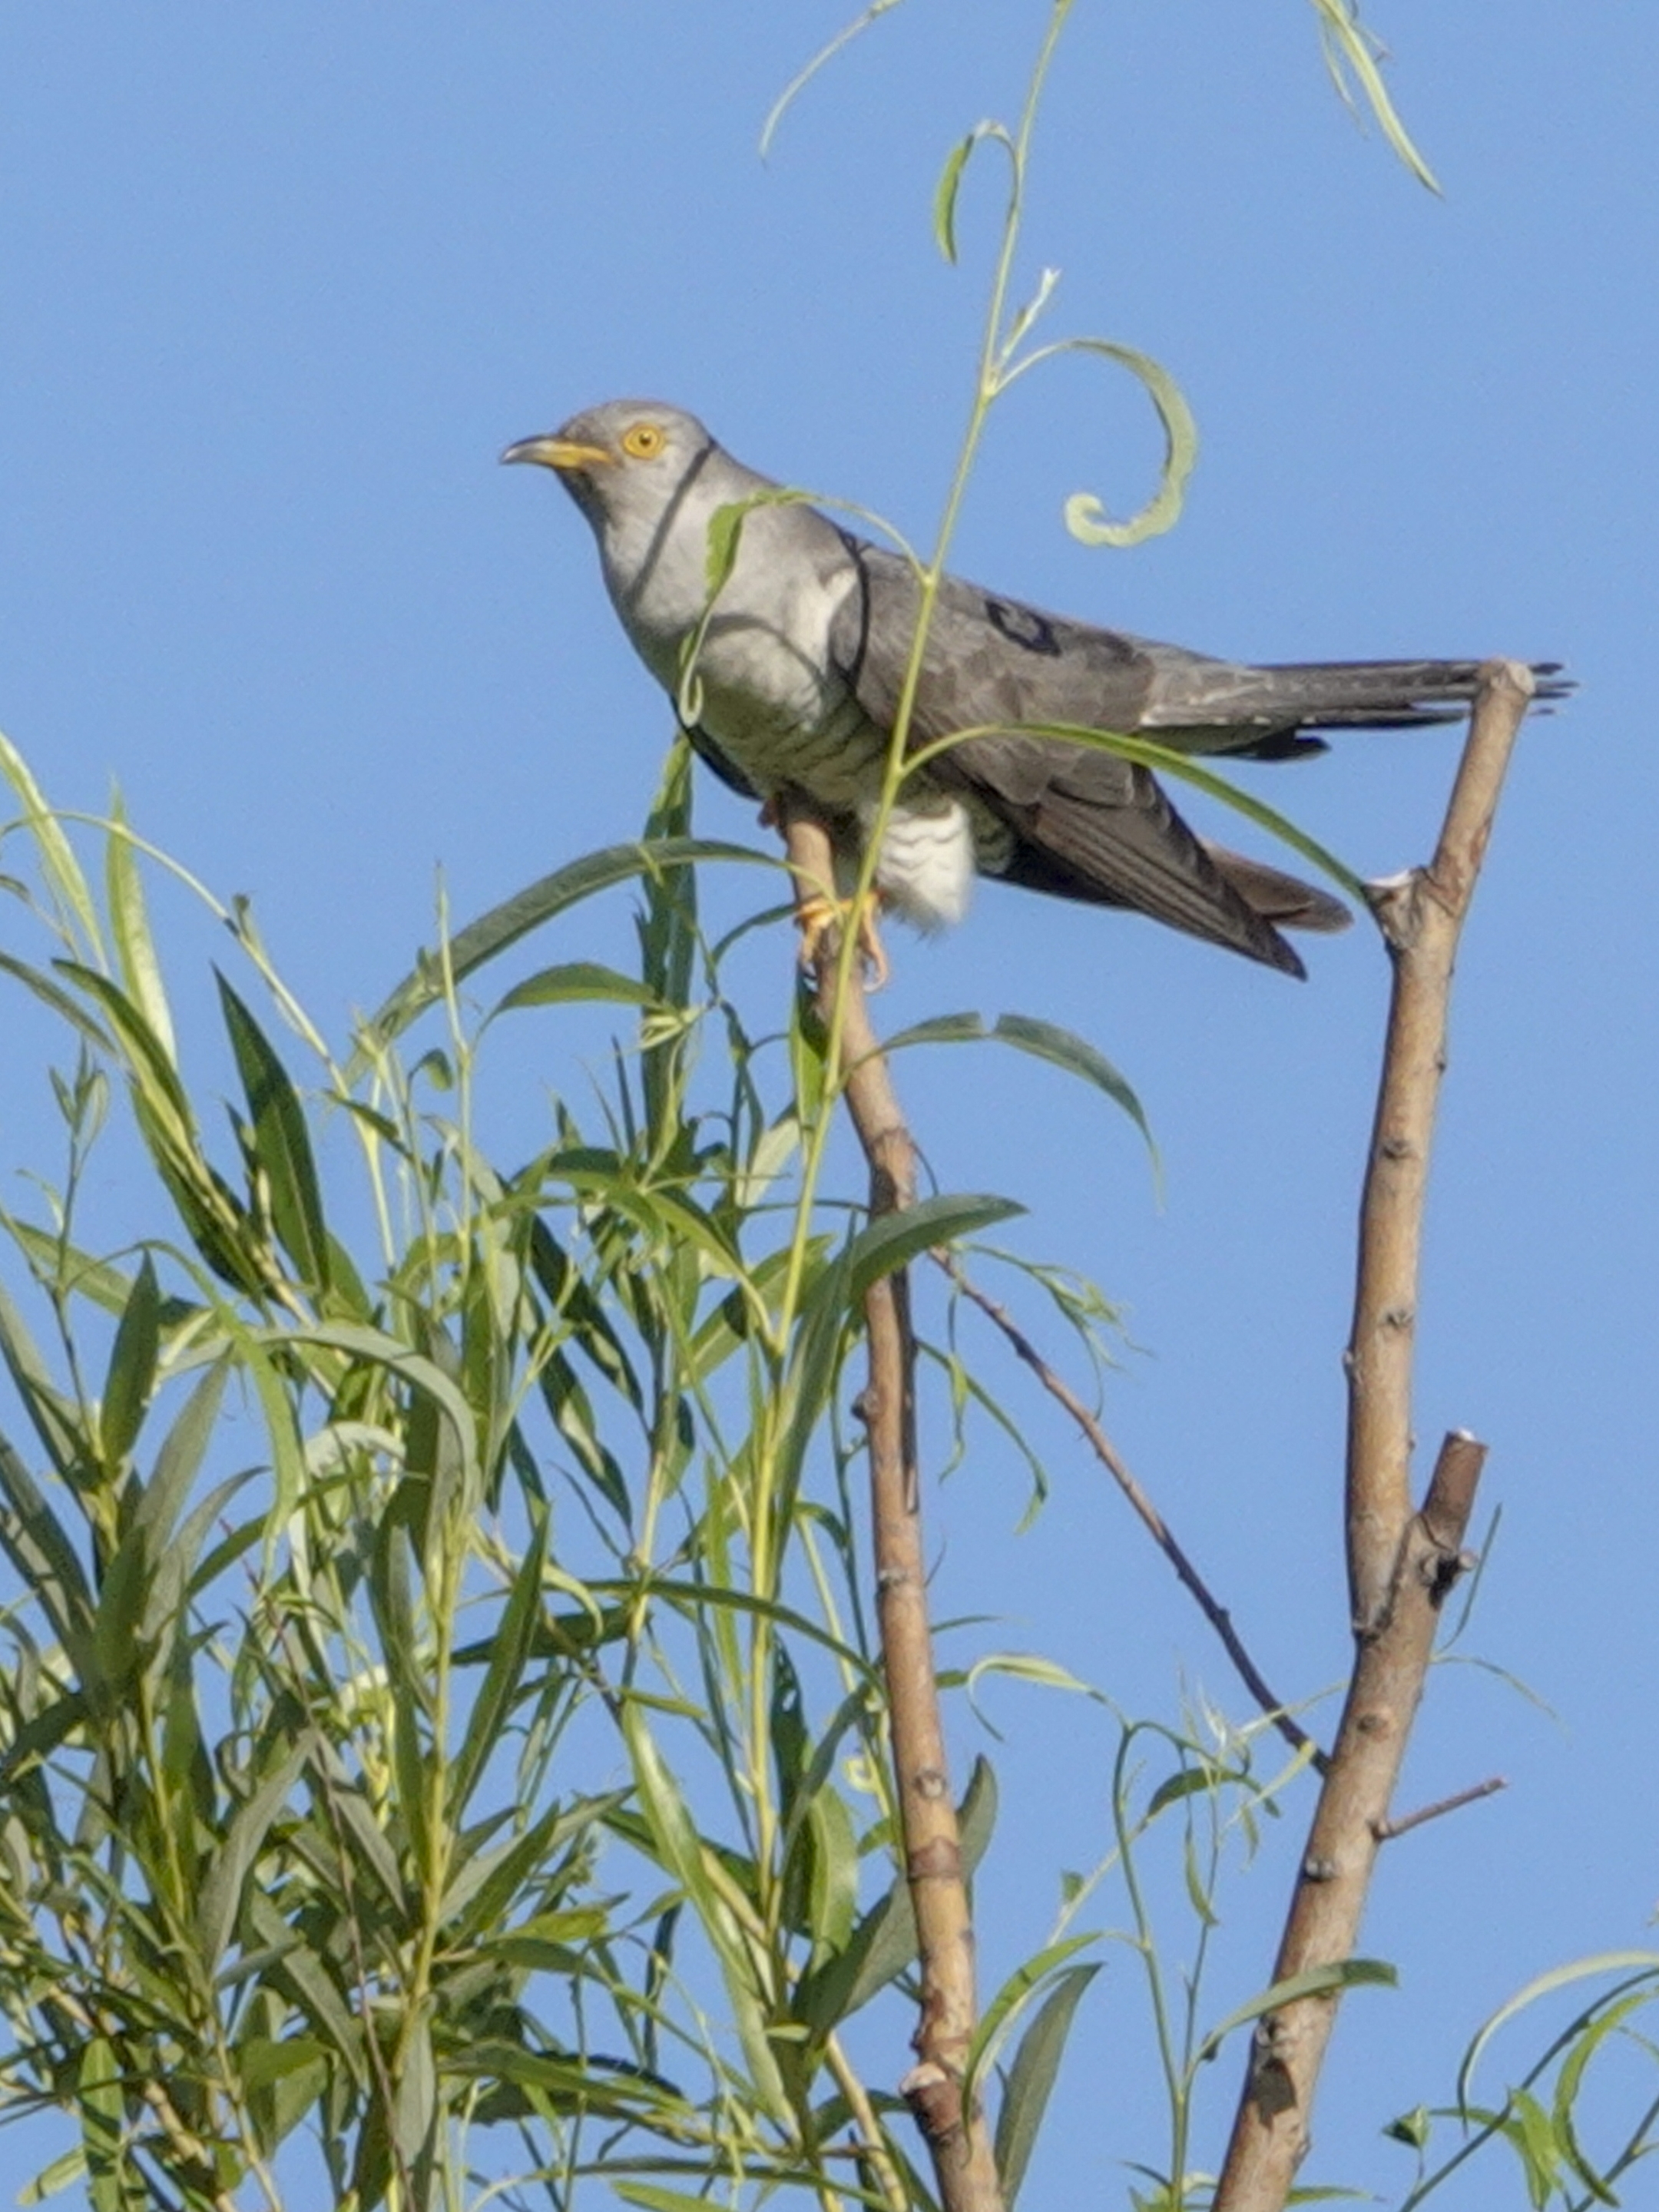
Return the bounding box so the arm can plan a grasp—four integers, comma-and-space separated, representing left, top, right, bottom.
495, 962, 664, 1015
356, 836, 770, 1060
624, 1704, 790, 2119
99, 1254, 161, 1469
0, 730, 102, 954
450, 1515, 548, 1816
1458, 1952, 1659, 2116
995, 1962, 1101, 2206
0, 952, 114, 1051
886, 1010, 1154, 1156
800, 1756, 997, 2027
1195, 1956, 1397, 2068
107, 807, 177, 1063
965, 1934, 1101, 2106
217, 970, 330, 1293
846, 1193, 1023, 1304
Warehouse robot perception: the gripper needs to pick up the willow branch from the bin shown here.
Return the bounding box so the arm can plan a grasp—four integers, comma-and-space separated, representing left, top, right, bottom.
1213, 661, 1536, 2212
785, 810, 1004, 2212
1345, 661, 1535, 1631
939, 1253, 1324, 1770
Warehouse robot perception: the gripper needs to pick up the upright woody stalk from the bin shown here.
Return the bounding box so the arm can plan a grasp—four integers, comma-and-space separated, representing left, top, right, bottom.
785, 812, 1004, 2212
1214, 661, 1538, 2212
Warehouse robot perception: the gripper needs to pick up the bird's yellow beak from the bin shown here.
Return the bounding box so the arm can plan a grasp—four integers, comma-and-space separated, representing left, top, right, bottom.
499, 434, 614, 472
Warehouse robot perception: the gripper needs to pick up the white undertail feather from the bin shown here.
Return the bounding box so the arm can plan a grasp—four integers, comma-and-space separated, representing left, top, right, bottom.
866, 800, 978, 929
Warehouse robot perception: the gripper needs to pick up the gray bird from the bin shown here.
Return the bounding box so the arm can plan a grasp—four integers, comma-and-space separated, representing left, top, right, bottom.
503, 399, 1563, 977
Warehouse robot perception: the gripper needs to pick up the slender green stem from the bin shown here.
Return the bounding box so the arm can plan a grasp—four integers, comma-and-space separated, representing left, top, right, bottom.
772, 0, 1078, 1353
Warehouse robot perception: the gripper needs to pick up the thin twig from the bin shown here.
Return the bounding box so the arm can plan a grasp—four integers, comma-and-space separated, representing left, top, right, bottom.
939, 1252, 1326, 1771
1373, 1773, 1506, 1842
1214, 663, 1536, 2212
785, 811, 1004, 2212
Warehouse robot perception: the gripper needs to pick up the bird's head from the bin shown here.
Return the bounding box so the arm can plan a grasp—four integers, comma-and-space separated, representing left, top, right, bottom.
501, 399, 716, 534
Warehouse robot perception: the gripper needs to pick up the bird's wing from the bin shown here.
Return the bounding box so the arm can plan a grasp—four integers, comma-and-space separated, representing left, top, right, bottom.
830, 537, 1167, 741
929, 724, 1314, 972
827, 538, 1319, 972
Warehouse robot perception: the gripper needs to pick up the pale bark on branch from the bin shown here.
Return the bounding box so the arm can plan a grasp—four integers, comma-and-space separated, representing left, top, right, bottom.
784, 811, 1003, 2212
1214, 661, 1536, 2212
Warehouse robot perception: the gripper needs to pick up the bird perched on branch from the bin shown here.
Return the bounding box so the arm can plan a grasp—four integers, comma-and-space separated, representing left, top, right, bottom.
504, 399, 1565, 979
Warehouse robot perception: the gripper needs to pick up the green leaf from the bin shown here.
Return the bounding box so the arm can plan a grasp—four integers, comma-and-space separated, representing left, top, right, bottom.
846, 1192, 1024, 1304
56, 962, 195, 1128
356, 836, 771, 1061
933, 124, 1008, 263
996, 337, 1198, 548
799, 1756, 997, 2028
1505, 2085, 1563, 2207
1553, 1985, 1654, 2203
0, 1281, 85, 1475
107, 803, 177, 1063
888, 1008, 1154, 1160
97, 1359, 234, 1679
76, 2037, 122, 2212
1383, 2104, 1432, 2151
1309, 0, 1440, 192
0, 1426, 95, 1662
993, 1014, 1154, 1152
494, 961, 665, 1015
0, 951, 115, 1052
197, 1735, 309, 1969
777, 1243, 853, 1510
1195, 1957, 1398, 2068
18, 2148, 89, 2205
965, 1933, 1101, 2110
0, 729, 102, 955
238, 2035, 330, 2154
527, 1217, 643, 1409
995, 1962, 1101, 2207
217, 970, 330, 1294
616, 2187, 738, 2212
449, 1515, 548, 1816
272, 1320, 480, 1498
447, 2039, 696, 2124
448, 1792, 625, 1939
1457, 1950, 1659, 2116
682, 492, 821, 722
624, 1702, 790, 2120
802, 1782, 860, 1965
394, 2014, 437, 2170
99, 1253, 161, 1470
238, 1333, 308, 1531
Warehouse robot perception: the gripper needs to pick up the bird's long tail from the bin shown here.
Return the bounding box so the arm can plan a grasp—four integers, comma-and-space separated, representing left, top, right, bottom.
1142, 656, 1570, 751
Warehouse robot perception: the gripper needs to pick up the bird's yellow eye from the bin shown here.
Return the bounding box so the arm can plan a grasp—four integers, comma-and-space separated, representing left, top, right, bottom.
621, 421, 666, 459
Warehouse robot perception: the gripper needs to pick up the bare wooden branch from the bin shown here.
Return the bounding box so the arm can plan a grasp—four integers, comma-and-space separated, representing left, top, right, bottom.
939, 1252, 1326, 1771
1214, 1429, 1487, 2207
784, 811, 1003, 2212
1214, 661, 1535, 2212
1374, 1773, 1506, 1843
1345, 663, 1535, 1632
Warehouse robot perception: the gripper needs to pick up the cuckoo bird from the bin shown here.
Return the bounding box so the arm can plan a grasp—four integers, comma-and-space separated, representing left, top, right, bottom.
503, 399, 1564, 979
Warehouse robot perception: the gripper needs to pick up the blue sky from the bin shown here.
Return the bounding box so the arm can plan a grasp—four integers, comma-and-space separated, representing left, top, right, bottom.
2, 2, 1655, 2204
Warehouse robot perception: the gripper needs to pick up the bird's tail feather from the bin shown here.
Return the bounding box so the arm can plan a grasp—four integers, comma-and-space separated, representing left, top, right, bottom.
1141, 656, 1570, 743
1204, 843, 1351, 935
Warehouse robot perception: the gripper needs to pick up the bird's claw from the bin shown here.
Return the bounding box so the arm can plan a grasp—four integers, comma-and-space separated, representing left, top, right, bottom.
796, 889, 890, 991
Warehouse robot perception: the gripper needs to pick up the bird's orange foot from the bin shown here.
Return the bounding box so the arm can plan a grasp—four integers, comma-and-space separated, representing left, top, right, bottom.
796, 889, 891, 990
